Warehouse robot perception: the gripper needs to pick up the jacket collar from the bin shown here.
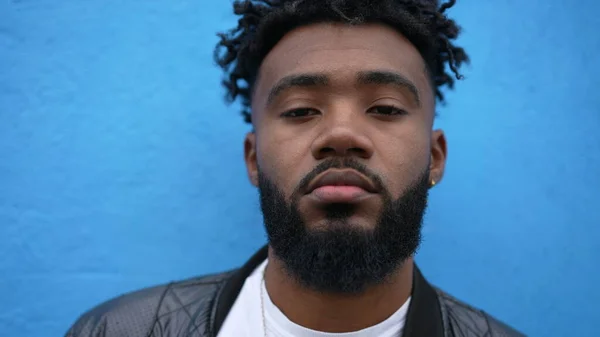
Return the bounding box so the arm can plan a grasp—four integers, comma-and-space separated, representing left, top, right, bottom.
211, 245, 444, 337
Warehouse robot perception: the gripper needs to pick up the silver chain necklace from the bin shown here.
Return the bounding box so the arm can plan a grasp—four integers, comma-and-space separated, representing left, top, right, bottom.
260, 272, 268, 337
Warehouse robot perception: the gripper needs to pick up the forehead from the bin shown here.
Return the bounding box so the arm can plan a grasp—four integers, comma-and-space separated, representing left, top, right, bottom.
253, 23, 433, 110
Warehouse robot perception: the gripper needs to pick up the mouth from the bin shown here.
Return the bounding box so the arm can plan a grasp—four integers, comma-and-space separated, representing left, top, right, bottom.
305, 169, 378, 204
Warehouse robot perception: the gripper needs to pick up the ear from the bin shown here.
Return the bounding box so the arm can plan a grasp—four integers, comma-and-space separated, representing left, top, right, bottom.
429, 129, 447, 186
244, 132, 258, 187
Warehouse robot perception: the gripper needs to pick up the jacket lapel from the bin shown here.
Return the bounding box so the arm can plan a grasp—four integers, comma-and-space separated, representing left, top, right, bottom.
211, 245, 269, 335
401, 266, 445, 337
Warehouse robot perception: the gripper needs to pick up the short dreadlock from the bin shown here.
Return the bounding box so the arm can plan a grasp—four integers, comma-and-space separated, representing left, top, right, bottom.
214, 0, 469, 123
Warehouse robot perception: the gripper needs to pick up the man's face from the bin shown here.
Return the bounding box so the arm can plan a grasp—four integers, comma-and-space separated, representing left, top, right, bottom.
244, 23, 447, 293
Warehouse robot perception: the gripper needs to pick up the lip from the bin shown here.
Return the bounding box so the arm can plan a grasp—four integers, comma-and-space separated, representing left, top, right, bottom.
305, 169, 378, 195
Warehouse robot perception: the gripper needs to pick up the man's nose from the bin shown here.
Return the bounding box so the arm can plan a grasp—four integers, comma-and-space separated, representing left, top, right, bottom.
310, 114, 374, 160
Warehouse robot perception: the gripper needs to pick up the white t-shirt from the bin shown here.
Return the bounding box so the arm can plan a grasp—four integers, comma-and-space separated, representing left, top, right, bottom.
218, 260, 411, 337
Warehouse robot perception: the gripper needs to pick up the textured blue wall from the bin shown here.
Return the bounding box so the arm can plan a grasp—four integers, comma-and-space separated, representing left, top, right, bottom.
1, 1, 599, 336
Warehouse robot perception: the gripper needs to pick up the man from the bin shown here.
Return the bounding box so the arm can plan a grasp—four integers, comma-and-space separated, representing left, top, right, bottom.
66, 0, 525, 336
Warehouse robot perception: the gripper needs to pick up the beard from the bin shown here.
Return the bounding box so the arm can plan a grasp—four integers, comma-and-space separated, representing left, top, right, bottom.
258, 158, 430, 295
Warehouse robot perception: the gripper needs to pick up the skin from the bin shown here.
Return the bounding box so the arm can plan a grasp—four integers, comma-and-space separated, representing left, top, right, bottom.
243, 23, 447, 332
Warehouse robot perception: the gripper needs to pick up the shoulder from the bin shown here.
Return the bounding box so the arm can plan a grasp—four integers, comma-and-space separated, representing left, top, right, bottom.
64, 271, 235, 337
435, 289, 526, 337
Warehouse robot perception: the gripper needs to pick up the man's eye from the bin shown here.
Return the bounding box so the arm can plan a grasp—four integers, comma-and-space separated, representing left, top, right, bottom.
367, 105, 407, 116
281, 108, 320, 118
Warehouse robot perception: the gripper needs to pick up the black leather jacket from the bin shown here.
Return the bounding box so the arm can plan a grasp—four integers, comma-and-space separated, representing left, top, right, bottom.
65, 246, 525, 337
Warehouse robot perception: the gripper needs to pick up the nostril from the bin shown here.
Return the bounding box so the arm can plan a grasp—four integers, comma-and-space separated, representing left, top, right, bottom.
318, 147, 367, 158
319, 147, 336, 155
348, 147, 365, 155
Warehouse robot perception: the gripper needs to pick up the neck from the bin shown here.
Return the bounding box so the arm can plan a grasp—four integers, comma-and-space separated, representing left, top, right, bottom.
263, 247, 414, 333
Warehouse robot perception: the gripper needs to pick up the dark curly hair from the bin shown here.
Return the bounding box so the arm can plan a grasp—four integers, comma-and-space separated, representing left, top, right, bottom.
214, 0, 469, 123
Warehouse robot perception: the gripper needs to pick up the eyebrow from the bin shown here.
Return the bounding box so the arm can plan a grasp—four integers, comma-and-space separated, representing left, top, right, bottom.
356, 70, 421, 107
266, 73, 329, 106
265, 70, 421, 107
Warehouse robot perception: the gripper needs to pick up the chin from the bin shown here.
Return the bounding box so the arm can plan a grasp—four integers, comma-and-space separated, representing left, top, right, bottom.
307, 216, 378, 233
301, 200, 382, 225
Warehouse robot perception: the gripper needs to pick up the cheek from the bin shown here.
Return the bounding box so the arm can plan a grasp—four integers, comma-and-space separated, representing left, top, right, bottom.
256, 135, 310, 198
378, 128, 430, 196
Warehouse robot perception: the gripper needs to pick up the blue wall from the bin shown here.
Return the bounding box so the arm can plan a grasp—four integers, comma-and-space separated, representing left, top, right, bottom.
1, 1, 598, 336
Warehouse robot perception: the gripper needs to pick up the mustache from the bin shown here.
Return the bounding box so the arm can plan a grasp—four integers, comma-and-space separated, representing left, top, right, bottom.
293, 158, 386, 197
